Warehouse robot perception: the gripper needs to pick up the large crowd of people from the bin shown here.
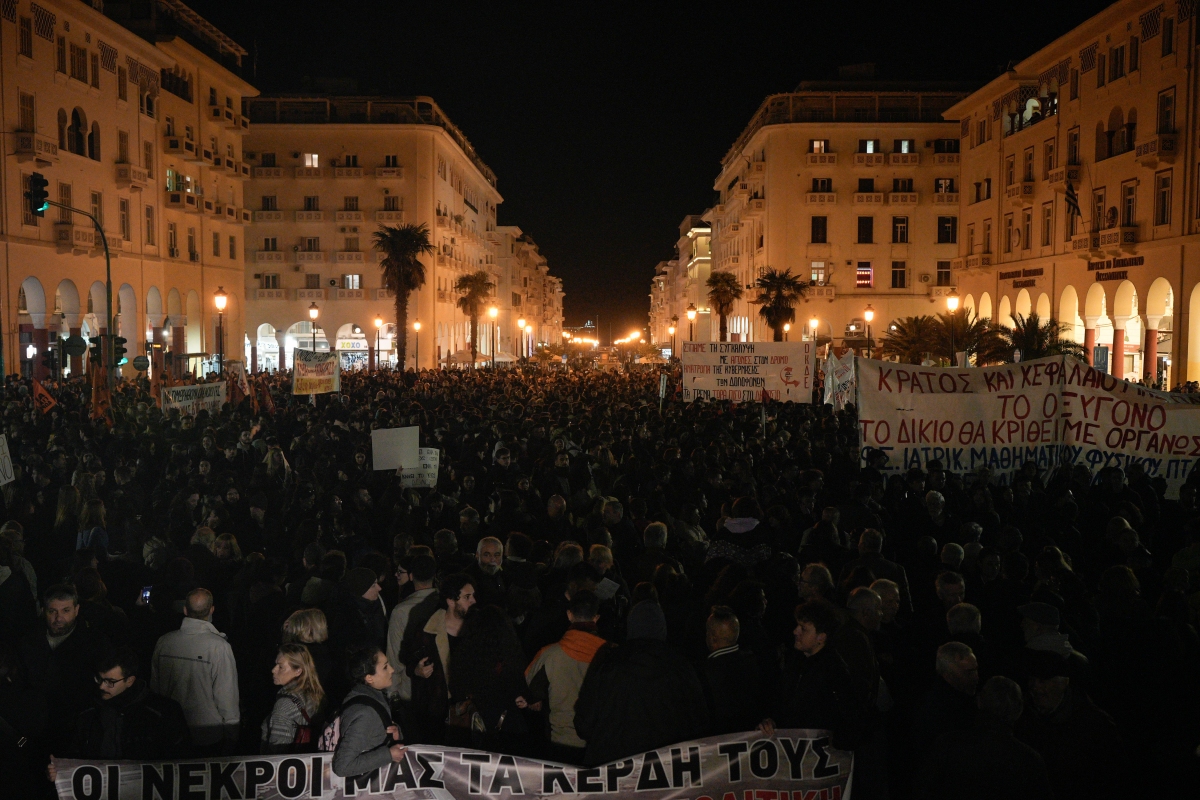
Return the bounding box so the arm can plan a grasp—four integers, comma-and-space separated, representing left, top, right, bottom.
0, 363, 1197, 799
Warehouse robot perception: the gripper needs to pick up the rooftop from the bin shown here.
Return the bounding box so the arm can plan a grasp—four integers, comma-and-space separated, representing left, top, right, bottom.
243, 95, 497, 187
106, 0, 248, 73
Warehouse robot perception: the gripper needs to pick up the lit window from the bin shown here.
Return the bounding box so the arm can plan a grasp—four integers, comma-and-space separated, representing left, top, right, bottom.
856, 263, 873, 288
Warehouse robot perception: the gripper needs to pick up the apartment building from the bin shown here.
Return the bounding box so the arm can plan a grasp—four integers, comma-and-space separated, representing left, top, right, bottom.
649, 214, 710, 350
948, 0, 1199, 385
708, 83, 968, 345
2, 0, 250, 379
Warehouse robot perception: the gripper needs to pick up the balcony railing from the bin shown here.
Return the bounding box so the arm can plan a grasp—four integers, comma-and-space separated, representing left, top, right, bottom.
854, 153, 886, 167
888, 192, 918, 206
255, 250, 286, 263
294, 289, 325, 301
853, 192, 886, 205
335, 210, 364, 223
296, 250, 326, 263
54, 222, 94, 251
165, 191, 200, 212
1070, 231, 1100, 257
1047, 165, 1080, 192
1006, 181, 1035, 205
294, 167, 323, 178
163, 136, 199, 161
334, 166, 364, 178
889, 152, 920, 166
115, 164, 149, 189
375, 167, 403, 179
252, 166, 283, 179
1136, 133, 1177, 167
806, 153, 837, 166
932, 153, 960, 165
805, 192, 836, 204
744, 198, 766, 217
254, 210, 284, 222
376, 210, 405, 223
964, 254, 992, 269
1098, 225, 1137, 253
334, 288, 366, 300
16, 132, 59, 164
336, 251, 365, 264
932, 192, 959, 204
295, 210, 324, 222
254, 288, 286, 300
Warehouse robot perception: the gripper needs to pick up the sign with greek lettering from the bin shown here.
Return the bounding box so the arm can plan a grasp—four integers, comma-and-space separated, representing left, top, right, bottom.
161, 382, 227, 416
52, 732, 852, 800
823, 351, 856, 411
682, 342, 817, 403
857, 356, 1200, 497
292, 349, 341, 394
0, 434, 14, 486
401, 447, 441, 488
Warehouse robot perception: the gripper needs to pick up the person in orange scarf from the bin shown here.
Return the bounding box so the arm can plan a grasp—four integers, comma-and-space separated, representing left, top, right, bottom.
522, 589, 606, 765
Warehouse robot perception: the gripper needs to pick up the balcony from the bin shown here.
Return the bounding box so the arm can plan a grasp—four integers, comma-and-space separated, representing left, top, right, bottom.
376, 210, 405, 223
744, 198, 766, 217
964, 253, 992, 269
932, 153, 960, 166
732, 182, 750, 199
295, 210, 324, 222
805, 192, 837, 205
164, 191, 200, 212
208, 154, 226, 172
1136, 133, 1177, 167
333, 166, 363, 178
234, 162, 251, 179
1070, 231, 1100, 257
435, 216, 449, 228
929, 285, 958, 300
115, 163, 149, 190
437, 254, 449, 266
335, 210, 364, 223
202, 199, 220, 217
294, 289, 325, 301
853, 192, 886, 205
373, 289, 395, 300
1006, 181, 1035, 205
254, 210, 284, 222
200, 148, 214, 164
437, 289, 450, 303
163, 136, 200, 161
1046, 165, 1080, 192
854, 153, 886, 167
933, 192, 959, 205
296, 250, 326, 264
806, 152, 837, 166
1098, 225, 1137, 253
746, 161, 766, 180
238, 115, 249, 132
810, 285, 836, 300
16, 132, 59, 164
255, 250, 286, 264
375, 166, 403, 179
54, 222, 94, 252
888, 192, 918, 206
336, 251, 365, 264
889, 152, 920, 166
210, 105, 238, 129
238, 208, 252, 224
294, 166, 323, 178
252, 166, 283, 179
223, 156, 237, 172
223, 205, 239, 224
334, 288, 366, 300
254, 288, 286, 300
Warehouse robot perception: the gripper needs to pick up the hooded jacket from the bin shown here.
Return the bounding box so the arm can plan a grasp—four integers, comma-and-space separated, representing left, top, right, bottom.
525, 625, 606, 747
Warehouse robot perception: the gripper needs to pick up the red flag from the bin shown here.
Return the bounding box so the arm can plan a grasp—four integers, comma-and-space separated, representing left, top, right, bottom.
258, 376, 276, 415
32, 379, 58, 413
90, 365, 111, 425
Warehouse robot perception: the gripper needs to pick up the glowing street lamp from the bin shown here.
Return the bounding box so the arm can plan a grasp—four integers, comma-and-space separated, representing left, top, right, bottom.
809, 317, 818, 341
213, 286, 227, 373
783, 322, 791, 342
686, 303, 697, 341
488, 306, 499, 368
308, 302, 319, 350
374, 316, 383, 370
517, 317, 526, 359
947, 290, 960, 365
863, 304, 875, 359
413, 320, 421, 370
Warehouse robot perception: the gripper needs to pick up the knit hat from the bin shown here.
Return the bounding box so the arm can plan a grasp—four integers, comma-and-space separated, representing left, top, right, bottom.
626, 601, 668, 641
341, 567, 378, 598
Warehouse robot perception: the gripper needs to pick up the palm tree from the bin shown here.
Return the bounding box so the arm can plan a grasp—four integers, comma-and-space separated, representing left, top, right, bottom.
935, 309, 1005, 365
706, 270, 744, 342
880, 315, 939, 364
753, 268, 807, 341
372, 223, 434, 369
454, 270, 494, 367
992, 313, 1087, 362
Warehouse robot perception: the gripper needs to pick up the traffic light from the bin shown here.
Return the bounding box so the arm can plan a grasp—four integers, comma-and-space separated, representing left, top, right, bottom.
112, 336, 128, 366
25, 172, 49, 218
89, 339, 104, 364
40, 349, 57, 373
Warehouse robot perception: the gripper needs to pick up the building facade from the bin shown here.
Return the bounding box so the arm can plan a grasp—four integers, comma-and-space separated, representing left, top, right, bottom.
947, 0, 1200, 386
648, 214, 709, 350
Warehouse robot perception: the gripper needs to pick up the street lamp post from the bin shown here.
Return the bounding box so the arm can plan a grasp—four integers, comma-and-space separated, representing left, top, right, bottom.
413, 320, 421, 371
374, 316, 383, 371
488, 306, 498, 368
686, 303, 697, 342
668, 324, 676, 357
863, 304, 875, 359
809, 317, 818, 343
517, 318, 526, 359
783, 322, 791, 342
308, 302, 319, 350
946, 289, 960, 366
213, 287, 227, 374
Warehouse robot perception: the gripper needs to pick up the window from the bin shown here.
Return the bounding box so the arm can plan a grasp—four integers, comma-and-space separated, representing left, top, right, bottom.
1023, 148, 1034, 182
343, 155, 359, 167
1097, 52, 1106, 87
858, 178, 875, 192
384, 155, 399, 167
119, 199, 130, 241
1156, 171, 1173, 225
858, 139, 880, 153
21, 175, 38, 226
1041, 202, 1054, 246
809, 139, 829, 153
983, 219, 992, 253
1067, 127, 1080, 164
933, 139, 959, 153
344, 237, 360, 251
229, 236, 237, 259
115, 130, 128, 164
69, 44, 87, 82
210, 231, 219, 257
811, 216, 828, 243
90, 53, 100, 88
1070, 69, 1079, 100
810, 262, 827, 284
145, 206, 155, 245
306, 273, 322, 289
1092, 189, 1106, 232
437, 156, 447, 179
342, 274, 362, 290
90, 192, 102, 227
1005, 155, 1016, 186
935, 178, 955, 194
167, 223, 177, 253
261, 153, 277, 167
56, 36, 66, 73
262, 274, 279, 289
303, 237, 320, 252
1110, 45, 1125, 81
18, 17, 32, 58
187, 227, 196, 256
184, 124, 193, 141
812, 177, 832, 192
1121, 181, 1136, 227
893, 178, 913, 192
936, 261, 952, 287
57, 182, 71, 223
890, 261, 907, 289
967, 224, 975, 254
1043, 139, 1055, 178
892, 216, 909, 243
855, 263, 873, 288
344, 196, 359, 211
262, 236, 277, 251
144, 141, 154, 175
857, 216, 874, 243
383, 195, 400, 211
937, 216, 958, 244
262, 196, 278, 211
1004, 214, 1014, 253
1158, 88, 1176, 133
975, 118, 989, 147
304, 196, 320, 211
117, 67, 127, 101
1163, 17, 1175, 56
1022, 208, 1032, 250
893, 139, 915, 154
1130, 36, 1139, 71
303, 153, 319, 167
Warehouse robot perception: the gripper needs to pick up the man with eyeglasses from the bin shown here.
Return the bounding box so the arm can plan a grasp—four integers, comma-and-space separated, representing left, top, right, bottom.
47, 648, 189, 782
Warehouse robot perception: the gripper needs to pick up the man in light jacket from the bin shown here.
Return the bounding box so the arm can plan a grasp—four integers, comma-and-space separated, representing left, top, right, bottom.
150, 588, 240, 753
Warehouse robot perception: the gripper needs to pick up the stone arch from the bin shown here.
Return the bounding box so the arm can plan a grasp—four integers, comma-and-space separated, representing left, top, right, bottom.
1036, 292, 1051, 320
998, 295, 1013, 328
185, 290, 201, 354
67, 107, 87, 156
1059, 285, 1082, 342
116, 284, 137, 339
55, 279, 81, 335
964, 294, 976, 318
284, 320, 328, 353
1084, 282, 1107, 319
1113, 280, 1138, 319
166, 288, 182, 317
1145, 277, 1173, 319
978, 292, 993, 322
1015, 288, 1032, 319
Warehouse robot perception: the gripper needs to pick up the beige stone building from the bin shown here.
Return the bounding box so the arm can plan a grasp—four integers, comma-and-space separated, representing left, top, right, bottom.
947, 0, 1200, 385
493, 226, 563, 359
2, 0, 251, 380
649, 214, 710, 352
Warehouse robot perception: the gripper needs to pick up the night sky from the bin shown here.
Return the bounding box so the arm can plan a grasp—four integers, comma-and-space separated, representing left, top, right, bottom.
190, 0, 1112, 342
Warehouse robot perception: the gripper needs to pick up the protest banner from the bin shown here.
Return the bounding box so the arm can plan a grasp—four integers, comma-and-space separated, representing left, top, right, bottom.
53, 731, 853, 800
161, 382, 227, 416
0, 434, 13, 486
401, 447, 441, 488
293, 349, 341, 395
856, 355, 1200, 497
372, 426, 420, 472
682, 341, 817, 403
823, 350, 856, 411
33, 379, 58, 414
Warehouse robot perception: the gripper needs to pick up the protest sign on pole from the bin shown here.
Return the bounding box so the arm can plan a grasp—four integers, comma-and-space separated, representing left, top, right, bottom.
161, 383, 227, 416
0, 434, 14, 486
400, 447, 440, 488
823, 350, 856, 410
53, 731, 852, 800
372, 426, 420, 472
292, 349, 341, 395
856, 355, 1200, 497
681, 341, 817, 402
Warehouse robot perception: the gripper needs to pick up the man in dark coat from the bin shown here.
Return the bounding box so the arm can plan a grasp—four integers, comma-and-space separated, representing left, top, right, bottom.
575, 601, 708, 766
909, 641, 979, 756
697, 606, 761, 735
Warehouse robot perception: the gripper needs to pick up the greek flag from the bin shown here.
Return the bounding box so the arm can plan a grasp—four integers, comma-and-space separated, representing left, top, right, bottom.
1065, 180, 1081, 217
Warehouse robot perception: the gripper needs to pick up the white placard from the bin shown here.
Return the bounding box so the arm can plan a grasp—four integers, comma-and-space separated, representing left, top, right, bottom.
400, 447, 440, 488
162, 383, 227, 416
0, 435, 13, 486
371, 426, 419, 471
681, 341, 817, 402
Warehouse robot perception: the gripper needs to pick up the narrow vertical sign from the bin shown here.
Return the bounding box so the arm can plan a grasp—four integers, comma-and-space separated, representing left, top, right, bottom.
0, 435, 14, 486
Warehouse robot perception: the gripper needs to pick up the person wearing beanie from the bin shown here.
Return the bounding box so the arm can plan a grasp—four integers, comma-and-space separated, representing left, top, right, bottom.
574, 600, 707, 766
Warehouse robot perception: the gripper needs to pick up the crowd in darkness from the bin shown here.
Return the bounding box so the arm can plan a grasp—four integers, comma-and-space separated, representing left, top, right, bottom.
0, 365, 1198, 798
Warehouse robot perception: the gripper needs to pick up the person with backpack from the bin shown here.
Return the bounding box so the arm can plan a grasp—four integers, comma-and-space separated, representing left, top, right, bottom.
331, 645, 406, 779
261, 644, 325, 754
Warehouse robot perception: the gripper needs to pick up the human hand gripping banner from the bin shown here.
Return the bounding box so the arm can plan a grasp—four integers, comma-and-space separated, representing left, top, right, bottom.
856, 355, 1200, 497
52, 731, 853, 799
293, 349, 341, 395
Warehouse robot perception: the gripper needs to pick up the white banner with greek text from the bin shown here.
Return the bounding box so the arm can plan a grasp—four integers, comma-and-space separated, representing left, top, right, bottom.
682, 342, 817, 403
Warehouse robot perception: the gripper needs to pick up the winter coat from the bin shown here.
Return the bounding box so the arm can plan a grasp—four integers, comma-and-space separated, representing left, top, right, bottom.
525, 626, 606, 747
331, 684, 394, 779
698, 645, 763, 735
70, 681, 190, 760
919, 712, 1054, 799
386, 587, 436, 701
150, 616, 240, 746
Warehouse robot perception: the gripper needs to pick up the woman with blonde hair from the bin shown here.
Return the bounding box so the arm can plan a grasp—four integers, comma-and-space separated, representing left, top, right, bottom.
261, 644, 324, 753
214, 533, 243, 562
282, 608, 332, 697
